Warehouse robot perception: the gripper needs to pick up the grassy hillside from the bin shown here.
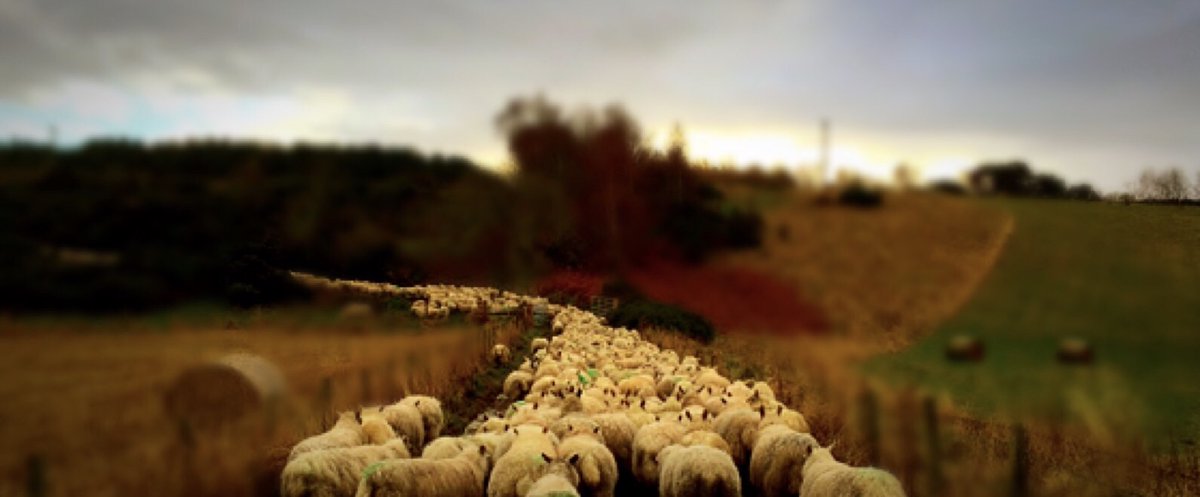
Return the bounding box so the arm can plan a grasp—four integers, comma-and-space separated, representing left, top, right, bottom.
868, 199, 1200, 447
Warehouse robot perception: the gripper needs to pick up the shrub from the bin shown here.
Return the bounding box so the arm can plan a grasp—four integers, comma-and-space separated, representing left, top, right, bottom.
533, 271, 604, 307
608, 299, 715, 343
839, 182, 883, 208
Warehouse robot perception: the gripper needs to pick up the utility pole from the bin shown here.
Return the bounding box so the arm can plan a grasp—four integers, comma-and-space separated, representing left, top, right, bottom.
819, 117, 830, 186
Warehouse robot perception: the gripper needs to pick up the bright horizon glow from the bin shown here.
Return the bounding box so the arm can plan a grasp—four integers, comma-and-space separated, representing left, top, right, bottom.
644, 127, 974, 184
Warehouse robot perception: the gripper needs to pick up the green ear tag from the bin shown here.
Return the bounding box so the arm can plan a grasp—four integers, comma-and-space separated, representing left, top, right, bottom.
578, 373, 589, 385
362, 461, 386, 480
587, 368, 599, 379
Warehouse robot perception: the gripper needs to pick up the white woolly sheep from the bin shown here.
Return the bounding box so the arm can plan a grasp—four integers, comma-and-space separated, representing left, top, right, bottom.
559, 434, 618, 497
355, 444, 491, 497
503, 371, 533, 400
492, 344, 512, 365
525, 473, 581, 497
800, 446, 906, 497
360, 406, 399, 445
631, 420, 686, 488
288, 411, 366, 461
399, 395, 445, 441
657, 444, 741, 497
714, 407, 761, 468
422, 436, 472, 459
679, 429, 732, 456
381, 402, 425, 454
749, 424, 820, 497
281, 437, 409, 497
758, 404, 810, 433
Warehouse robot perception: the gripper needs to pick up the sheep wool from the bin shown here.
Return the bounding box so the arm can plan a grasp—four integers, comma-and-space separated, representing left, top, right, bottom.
381, 402, 426, 455
759, 404, 810, 433
589, 413, 637, 474
288, 411, 366, 461
525, 474, 581, 497
360, 406, 398, 445
422, 436, 472, 459
657, 444, 741, 497
801, 446, 907, 497
680, 429, 733, 456
281, 437, 409, 497
399, 395, 445, 441
631, 420, 686, 488
487, 425, 560, 497
559, 435, 618, 497
749, 425, 819, 497
492, 344, 512, 365
714, 407, 761, 468
503, 371, 533, 400
355, 444, 491, 497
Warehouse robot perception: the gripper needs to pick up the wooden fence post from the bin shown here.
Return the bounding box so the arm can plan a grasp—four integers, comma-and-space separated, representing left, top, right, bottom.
923, 395, 943, 496
1012, 423, 1029, 497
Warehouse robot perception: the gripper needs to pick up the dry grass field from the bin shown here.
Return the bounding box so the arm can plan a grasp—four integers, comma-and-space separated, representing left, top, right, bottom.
0, 308, 525, 497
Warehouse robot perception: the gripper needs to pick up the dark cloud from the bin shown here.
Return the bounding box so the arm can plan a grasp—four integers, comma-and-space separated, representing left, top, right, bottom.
1, 0, 1197, 190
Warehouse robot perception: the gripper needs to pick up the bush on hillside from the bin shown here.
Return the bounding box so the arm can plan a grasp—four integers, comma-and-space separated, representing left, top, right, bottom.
839, 182, 883, 208
609, 299, 715, 343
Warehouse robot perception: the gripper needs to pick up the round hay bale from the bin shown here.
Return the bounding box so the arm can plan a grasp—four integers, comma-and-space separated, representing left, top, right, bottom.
164, 353, 288, 429
1057, 338, 1094, 365
945, 335, 985, 362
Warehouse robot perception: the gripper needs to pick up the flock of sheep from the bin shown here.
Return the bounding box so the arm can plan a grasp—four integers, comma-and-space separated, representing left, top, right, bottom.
281, 274, 906, 497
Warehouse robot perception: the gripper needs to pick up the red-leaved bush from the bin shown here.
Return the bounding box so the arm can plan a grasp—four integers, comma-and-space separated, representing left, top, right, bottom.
533, 271, 605, 307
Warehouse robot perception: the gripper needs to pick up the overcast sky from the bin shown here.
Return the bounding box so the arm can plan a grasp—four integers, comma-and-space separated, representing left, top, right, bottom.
1, 0, 1197, 191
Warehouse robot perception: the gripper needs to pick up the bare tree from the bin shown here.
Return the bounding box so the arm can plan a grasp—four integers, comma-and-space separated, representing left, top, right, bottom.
1135, 167, 1191, 202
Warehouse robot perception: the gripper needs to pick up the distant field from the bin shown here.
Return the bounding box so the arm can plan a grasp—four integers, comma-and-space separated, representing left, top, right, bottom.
867, 199, 1200, 447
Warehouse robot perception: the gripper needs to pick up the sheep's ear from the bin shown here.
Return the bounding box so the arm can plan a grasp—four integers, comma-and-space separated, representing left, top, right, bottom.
686, 411, 693, 421
415, 400, 421, 407
542, 426, 549, 434
480, 444, 489, 455
758, 406, 765, 417
354, 411, 362, 423
541, 452, 553, 463
568, 453, 580, 464
594, 426, 600, 434
777, 405, 784, 415
805, 444, 813, 456
721, 398, 728, 405
640, 399, 646, 408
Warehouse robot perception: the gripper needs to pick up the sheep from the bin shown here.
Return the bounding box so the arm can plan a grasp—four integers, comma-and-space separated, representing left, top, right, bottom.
550, 416, 604, 443
530, 337, 550, 353
487, 425, 561, 497
381, 402, 425, 454
488, 452, 580, 497
525, 474, 581, 497
492, 344, 512, 365
503, 370, 533, 400
758, 404, 810, 433
589, 413, 637, 474
657, 444, 741, 497
281, 437, 409, 497
288, 411, 366, 461
714, 407, 761, 468
679, 429, 732, 456
749, 424, 819, 497
355, 444, 491, 497
422, 436, 472, 459
800, 445, 906, 497
360, 406, 398, 445
467, 431, 515, 461
399, 395, 445, 441
559, 434, 618, 497
631, 420, 686, 488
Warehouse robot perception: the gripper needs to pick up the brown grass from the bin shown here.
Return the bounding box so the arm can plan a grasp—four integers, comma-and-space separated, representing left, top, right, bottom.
0, 312, 523, 497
